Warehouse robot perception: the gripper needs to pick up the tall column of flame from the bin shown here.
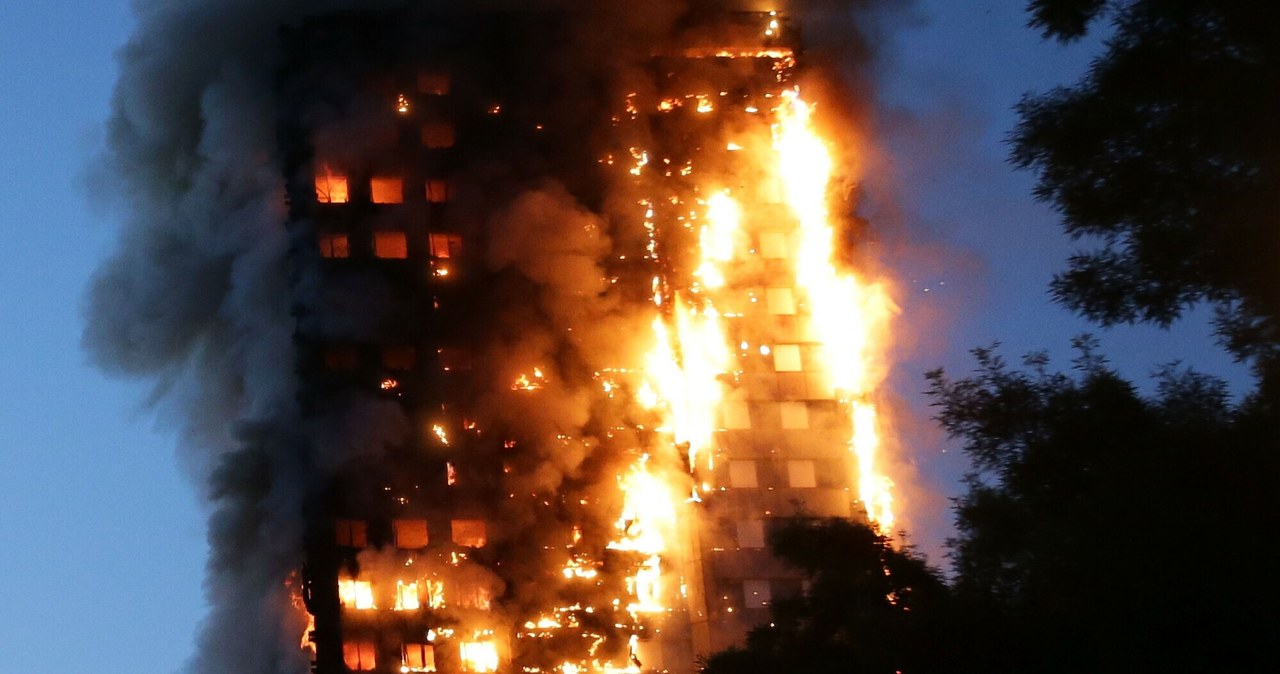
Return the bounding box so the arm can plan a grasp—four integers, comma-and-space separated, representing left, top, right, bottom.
773, 90, 896, 531
639, 192, 741, 477
606, 459, 677, 616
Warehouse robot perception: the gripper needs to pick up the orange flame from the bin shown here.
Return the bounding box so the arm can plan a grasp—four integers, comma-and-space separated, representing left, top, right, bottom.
773, 90, 897, 531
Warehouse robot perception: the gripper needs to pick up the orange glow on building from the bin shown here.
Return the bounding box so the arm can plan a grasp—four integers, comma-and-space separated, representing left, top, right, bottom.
285, 9, 901, 674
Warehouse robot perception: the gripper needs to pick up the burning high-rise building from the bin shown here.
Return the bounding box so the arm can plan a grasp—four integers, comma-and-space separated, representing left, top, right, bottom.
87, 2, 898, 674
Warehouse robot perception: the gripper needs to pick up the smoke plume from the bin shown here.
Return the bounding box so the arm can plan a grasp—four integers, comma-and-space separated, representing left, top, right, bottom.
85, 1, 906, 672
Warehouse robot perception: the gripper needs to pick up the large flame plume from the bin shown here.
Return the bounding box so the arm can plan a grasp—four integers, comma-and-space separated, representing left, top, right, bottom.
88, 4, 905, 673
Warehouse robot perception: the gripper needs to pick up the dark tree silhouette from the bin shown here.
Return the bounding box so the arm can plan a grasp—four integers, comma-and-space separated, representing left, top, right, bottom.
927, 340, 1280, 673
1013, 0, 1280, 366
701, 518, 956, 674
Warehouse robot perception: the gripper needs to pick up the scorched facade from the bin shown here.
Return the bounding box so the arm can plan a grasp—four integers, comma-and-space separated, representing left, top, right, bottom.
278, 6, 893, 674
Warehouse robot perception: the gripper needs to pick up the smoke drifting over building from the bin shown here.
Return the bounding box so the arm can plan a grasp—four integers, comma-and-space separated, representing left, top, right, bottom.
85, 2, 903, 673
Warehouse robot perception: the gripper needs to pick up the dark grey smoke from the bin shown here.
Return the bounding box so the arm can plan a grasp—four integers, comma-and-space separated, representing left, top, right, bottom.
85, 2, 906, 672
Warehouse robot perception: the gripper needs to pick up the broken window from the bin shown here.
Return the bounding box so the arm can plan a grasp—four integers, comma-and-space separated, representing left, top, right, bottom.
403, 643, 436, 672
426, 179, 450, 203
418, 72, 450, 96
743, 580, 771, 609
772, 344, 802, 372
459, 641, 499, 673
335, 518, 367, 548
729, 460, 758, 488
721, 401, 751, 430
787, 460, 817, 488
315, 174, 349, 204
318, 233, 349, 258
324, 346, 359, 371
736, 520, 765, 549
370, 177, 404, 204
382, 346, 416, 371
374, 231, 409, 259
343, 641, 377, 671
779, 401, 809, 429
338, 578, 375, 610
422, 123, 456, 149
765, 287, 795, 315
393, 519, 429, 549
451, 519, 487, 548
429, 233, 463, 259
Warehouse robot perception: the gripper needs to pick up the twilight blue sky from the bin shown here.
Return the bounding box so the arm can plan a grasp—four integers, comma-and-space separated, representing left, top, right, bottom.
0, 2, 1250, 672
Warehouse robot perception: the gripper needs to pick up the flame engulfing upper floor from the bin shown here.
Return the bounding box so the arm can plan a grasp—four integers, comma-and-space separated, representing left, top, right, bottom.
77, 1, 897, 672
276, 5, 898, 674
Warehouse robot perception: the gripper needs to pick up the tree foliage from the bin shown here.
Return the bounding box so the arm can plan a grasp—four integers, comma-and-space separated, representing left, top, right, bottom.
927, 340, 1280, 672
701, 518, 956, 674
1013, 0, 1280, 365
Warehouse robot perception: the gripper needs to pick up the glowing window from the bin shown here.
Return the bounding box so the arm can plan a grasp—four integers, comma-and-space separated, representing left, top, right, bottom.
423, 579, 446, 609
787, 460, 817, 488
338, 578, 375, 610
743, 580, 771, 608
772, 344, 802, 372
452, 519, 487, 548
393, 519, 429, 549
418, 72, 450, 95
318, 233, 349, 258
736, 520, 765, 549
324, 346, 359, 371
422, 123, 456, 149
334, 518, 367, 548
382, 346, 416, 371
429, 233, 462, 259
403, 643, 436, 672
315, 174, 348, 204
459, 641, 499, 673
426, 179, 450, 204
729, 460, 758, 488
394, 581, 421, 611
779, 401, 809, 429
370, 177, 404, 204
722, 401, 751, 430
343, 641, 377, 671
759, 231, 787, 259
374, 231, 409, 259
765, 287, 795, 315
